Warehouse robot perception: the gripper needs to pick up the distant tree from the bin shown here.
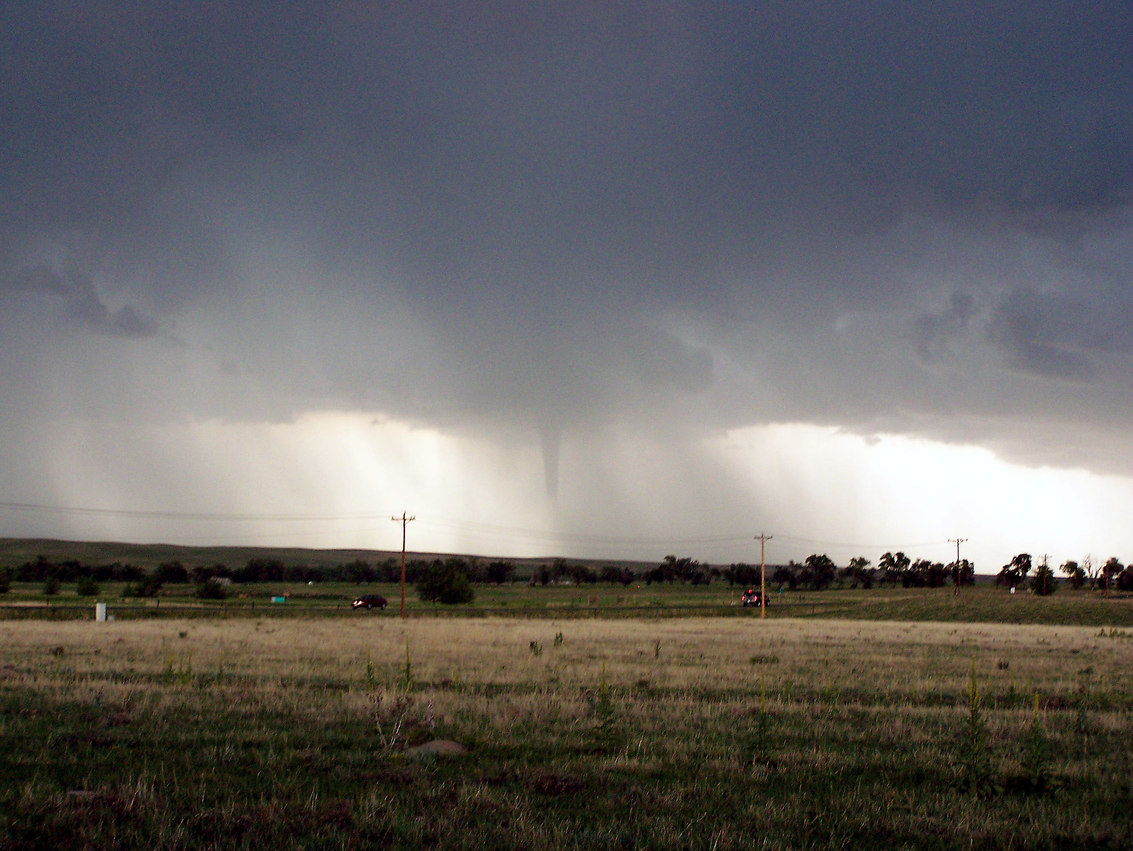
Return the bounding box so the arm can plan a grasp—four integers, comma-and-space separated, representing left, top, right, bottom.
724, 563, 758, 587
1118, 566, 1133, 592
913, 560, 949, 588
284, 564, 320, 583
376, 558, 400, 583
91, 563, 117, 582
651, 555, 709, 585
1100, 557, 1124, 596
950, 559, 975, 589
772, 565, 797, 590
906, 560, 930, 588
397, 559, 424, 584
42, 576, 60, 596
58, 560, 85, 581
878, 552, 910, 587
76, 576, 100, 597
1030, 559, 1058, 596
415, 559, 475, 605
1081, 555, 1100, 589
842, 557, 874, 589
111, 563, 144, 583
18, 556, 55, 583
155, 561, 189, 584
341, 559, 376, 584
463, 558, 485, 583
486, 561, 515, 585
235, 558, 285, 583
569, 563, 597, 585
0, 567, 11, 594
191, 564, 230, 584
1059, 560, 1087, 590
997, 553, 1032, 588
598, 565, 632, 585
803, 554, 837, 590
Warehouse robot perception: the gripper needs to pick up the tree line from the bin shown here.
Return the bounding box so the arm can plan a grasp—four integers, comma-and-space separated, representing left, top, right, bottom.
5, 550, 1131, 602
995, 553, 1133, 595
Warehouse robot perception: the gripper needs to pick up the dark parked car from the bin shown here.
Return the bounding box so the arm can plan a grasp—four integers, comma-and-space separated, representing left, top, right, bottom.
352, 594, 388, 611
741, 588, 765, 608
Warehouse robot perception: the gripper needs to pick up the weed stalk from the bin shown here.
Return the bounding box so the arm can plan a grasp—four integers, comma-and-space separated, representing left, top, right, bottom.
959, 657, 991, 796
1021, 692, 1052, 792
401, 637, 412, 691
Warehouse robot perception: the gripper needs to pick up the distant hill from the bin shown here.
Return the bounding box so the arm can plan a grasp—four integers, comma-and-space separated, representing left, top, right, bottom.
0, 537, 653, 580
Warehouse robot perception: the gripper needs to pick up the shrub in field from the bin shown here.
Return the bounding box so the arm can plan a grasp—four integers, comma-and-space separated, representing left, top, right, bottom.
122, 576, 163, 598
958, 659, 993, 796
42, 576, 60, 596
0, 566, 10, 594
1019, 694, 1053, 792
194, 580, 227, 600
75, 577, 99, 597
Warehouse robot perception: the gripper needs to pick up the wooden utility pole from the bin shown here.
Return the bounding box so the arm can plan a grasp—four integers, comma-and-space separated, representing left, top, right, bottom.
949, 537, 967, 595
756, 532, 772, 619
392, 512, 415, 618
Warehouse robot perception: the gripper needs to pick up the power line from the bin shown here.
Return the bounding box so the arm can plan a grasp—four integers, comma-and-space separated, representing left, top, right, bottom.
0, 498, 965, 562
392, 512, 415, 618
774, 532, 950, 553
0, 500, 396, 522
949, 537, 968, 595
756, 532, 772, 620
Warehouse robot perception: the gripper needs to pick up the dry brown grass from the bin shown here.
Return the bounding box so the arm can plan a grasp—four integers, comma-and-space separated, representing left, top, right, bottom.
2, 615, 1130, 848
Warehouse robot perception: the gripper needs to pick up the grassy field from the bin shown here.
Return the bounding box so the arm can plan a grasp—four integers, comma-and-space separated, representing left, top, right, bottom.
1, 609, 1131, 848
4, 581, 1133, 628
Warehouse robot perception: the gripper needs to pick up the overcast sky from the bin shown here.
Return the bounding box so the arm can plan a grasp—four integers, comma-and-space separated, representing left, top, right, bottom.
2, 2, 1132, 571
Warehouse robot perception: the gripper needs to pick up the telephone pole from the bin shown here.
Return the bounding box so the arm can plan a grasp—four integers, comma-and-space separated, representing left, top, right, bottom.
756, 532, 772, 619
392, 512, 415, 618
949, 537, 967, 595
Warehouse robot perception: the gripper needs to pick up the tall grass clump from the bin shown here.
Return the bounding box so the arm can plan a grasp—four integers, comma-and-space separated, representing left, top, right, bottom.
1018, 693, 1053, 792
958, 657, 992, 796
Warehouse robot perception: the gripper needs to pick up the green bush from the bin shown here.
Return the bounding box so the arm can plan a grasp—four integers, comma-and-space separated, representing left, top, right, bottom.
122, 576, 163, 598
76, 576, 100, 597
0, 567, 11, 594
194, 580, 227, 600
42, 576, 60, 596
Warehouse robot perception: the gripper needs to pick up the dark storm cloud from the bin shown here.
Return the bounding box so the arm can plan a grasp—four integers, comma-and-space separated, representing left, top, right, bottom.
6, 265, 158, 339
986, 289, 1095, 381
2, 1, 1133, 481
914, 293, 976, 364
